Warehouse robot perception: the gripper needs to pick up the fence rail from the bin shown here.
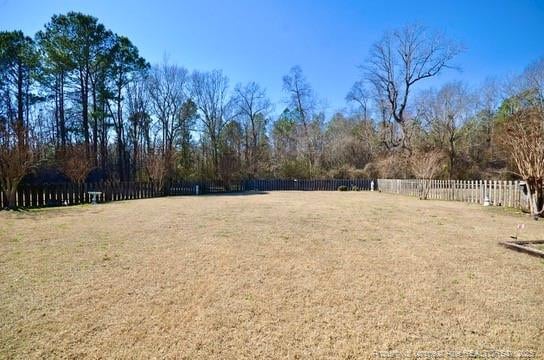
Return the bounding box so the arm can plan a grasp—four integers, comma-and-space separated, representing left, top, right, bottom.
2, 178, 528, 211
244, 179, 373, 191
0, 182, 163, 209
168, 180, 246, 195
0, 178, 374, 210
377, 179, 529, 210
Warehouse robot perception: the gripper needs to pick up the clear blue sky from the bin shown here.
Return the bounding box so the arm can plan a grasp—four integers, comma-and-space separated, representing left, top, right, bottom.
1, 0, 543, 115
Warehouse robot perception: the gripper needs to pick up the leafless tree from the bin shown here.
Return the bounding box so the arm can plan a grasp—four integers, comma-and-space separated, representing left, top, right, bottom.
126, 75, 152, 180
416, 82, 474, 178
501, 109, 543, 217
282, 66, 322, 173
234, 81, 272, 178
147, 60, 188, 180
145, 148, 167, 194
57, 143, 94, 183
0, 122, 35, 208
475, 78, 502, 164
500, 59, 544, 217
365, 24, 462, 150
411, 150, 444, 199
346, 80, 370, 120
519, 57, 544, 116
322, 113, 376, 172
219, 121, 243, 184
190, 70, 233, 179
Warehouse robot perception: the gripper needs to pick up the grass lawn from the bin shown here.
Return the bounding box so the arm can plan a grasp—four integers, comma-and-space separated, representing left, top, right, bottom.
534, 243, 544, 252
1, 192, 543, 358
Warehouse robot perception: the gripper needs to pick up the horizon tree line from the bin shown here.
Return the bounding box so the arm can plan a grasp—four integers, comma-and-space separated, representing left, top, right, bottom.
1, 12, 542, 215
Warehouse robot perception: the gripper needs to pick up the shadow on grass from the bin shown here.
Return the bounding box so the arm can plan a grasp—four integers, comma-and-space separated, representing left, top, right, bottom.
198, 190, 269, 197
0, 192, 270, 213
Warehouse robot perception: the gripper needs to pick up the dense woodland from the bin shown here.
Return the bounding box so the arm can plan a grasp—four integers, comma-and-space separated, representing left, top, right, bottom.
1, 13, 543, 214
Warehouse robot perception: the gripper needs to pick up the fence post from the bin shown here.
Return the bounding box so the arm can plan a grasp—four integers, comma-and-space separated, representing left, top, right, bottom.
507, 180, 511, 207
482, 180, 486, 204
499, 180, 503, 206
514, 180, 519, 209
493, 180, 497, 206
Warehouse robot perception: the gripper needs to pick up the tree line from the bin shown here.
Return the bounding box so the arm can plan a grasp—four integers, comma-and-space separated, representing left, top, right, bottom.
1, 13, 542, 215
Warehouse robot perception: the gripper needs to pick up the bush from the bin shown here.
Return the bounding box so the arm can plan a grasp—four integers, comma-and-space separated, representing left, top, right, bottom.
337, 185, 348, 191
375, 154, 412, 178
279, 159, 312, 179
327, 165, 367, 179
361, 162, 380, 179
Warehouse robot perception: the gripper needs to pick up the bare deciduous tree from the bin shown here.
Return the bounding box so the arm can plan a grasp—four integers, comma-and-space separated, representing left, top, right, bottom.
126, 75, 152, 180
411, 150, 444, 199
234, 81, 272, 178
283, 66, 322, 174
501, 109, 544, 217
147, 60, 188, 180
322, 113, 376, 172
145, 148, 167, 194
499, 58, 544, 217
346, 80, 370, 120
365, 24, 462, 150
58, 144, 94, 183
283, 66, 315, 128
190, 70, 233, 179
416, 82, 473, 178
0, 123, 34, 208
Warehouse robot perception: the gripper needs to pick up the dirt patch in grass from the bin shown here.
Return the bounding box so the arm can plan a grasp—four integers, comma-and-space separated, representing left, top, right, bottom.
1, 192, 543, 358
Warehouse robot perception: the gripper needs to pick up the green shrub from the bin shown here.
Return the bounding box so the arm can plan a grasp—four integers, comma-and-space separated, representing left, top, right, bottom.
337, 185, 348, 191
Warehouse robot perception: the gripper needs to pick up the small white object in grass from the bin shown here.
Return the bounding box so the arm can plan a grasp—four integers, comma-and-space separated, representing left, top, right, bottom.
512, 223, 526, 240
483, 196, 490, 206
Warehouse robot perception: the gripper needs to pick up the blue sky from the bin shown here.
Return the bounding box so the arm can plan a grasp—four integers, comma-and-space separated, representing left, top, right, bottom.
1, 0, 543, 115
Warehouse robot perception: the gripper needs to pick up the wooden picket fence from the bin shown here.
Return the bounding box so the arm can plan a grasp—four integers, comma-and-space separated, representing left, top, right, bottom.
5, 178, 527, 211
168, 180, 246, 195
377, 179, 530, 210
0, 182, 163, 209
244, 179, 373, 191
0, 178, 376, 210
162, 178, 374, 194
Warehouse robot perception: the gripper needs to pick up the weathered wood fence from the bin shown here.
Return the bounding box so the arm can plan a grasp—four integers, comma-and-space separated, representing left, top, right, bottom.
4, 178, 526, 210
169, 179, 373, 194
0, 179, 375, 210
168, 180, 245, 195
244, 179, 373, 191
0, 182, 163, 209
377, 179, 530, 210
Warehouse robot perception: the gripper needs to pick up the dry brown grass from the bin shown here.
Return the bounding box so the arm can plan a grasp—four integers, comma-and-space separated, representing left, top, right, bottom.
1, 192, 543, 359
